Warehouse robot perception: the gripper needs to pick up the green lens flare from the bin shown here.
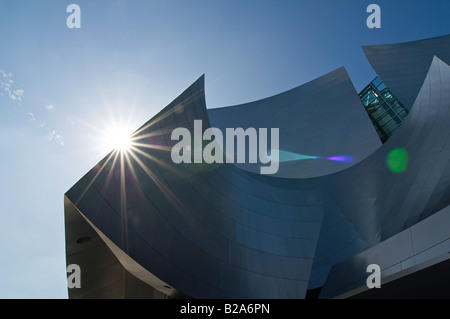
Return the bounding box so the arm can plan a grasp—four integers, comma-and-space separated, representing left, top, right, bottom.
387, 148, 408, 173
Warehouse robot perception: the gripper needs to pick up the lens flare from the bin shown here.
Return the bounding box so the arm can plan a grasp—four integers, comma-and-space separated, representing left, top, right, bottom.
326, 155, 354, 163
104, 127, 132, 152
268, 150, 319, 162
267, 151, 355, 164
387, 148, 408, 173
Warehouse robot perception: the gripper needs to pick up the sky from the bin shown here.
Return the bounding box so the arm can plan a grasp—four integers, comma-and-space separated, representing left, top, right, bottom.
0, 0, 449, 299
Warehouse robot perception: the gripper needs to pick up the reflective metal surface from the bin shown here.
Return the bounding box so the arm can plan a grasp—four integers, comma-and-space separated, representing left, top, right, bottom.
320, 204, 450, 299
66, 77, 324, 298
363, 34, 450, 109
65, 35, 450, 299
208, 67, 382, 178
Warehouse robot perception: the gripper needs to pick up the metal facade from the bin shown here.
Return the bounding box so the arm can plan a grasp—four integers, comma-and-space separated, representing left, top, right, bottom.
65, 35, 450, 299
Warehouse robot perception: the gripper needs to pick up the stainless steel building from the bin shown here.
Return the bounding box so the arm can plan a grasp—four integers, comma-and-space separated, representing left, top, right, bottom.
64, 35, 450, 299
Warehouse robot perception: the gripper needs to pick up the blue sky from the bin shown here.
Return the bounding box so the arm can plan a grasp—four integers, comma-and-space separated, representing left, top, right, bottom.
0, 0, 449, 298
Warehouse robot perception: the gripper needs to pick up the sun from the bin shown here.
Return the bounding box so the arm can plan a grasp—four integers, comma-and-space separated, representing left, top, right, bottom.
103, 125, 133, 153
94, 104, 140, 156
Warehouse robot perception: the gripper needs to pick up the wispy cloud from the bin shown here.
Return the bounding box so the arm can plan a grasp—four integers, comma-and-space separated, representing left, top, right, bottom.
26, 111, 65, 147
1, 68, 65, 147
35, 113, 65, 147
47, 130, 64, 147
27, 111, 36, 122
0, 70, 24, 103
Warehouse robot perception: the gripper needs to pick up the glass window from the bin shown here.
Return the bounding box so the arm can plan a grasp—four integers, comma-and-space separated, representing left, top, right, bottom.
398, 110, 408, 119
393, 116, 402, 125
377, 112, 392, 127
362, 92, 378, 107
381, 132, 393, 143
392, 102, 403, 114
361, 93, 370, 106
371, 108, 388, 122
376, 82, 386, 91
359, 78, 409, 144
366, 105, 377, 114
372, 77, 382, 87
382, 119, 399, 132
382, 90, 395, 103
372, 120, 382, 130
359, 86, 372, 98
377, 131, 384, 141
377, 126, 390, 139
368, 97, 381, 109
371, 110, 382, 121
380, 102, 390, 112
381, 90, 391, 99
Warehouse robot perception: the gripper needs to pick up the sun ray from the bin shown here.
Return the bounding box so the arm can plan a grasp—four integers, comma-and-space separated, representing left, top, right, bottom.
131, 142, 173, 152
132, 89, 205, 137
72, 150, 119, 205
119, 150, 129, 252
129, 145, 182, 176
127, 150, 191, 214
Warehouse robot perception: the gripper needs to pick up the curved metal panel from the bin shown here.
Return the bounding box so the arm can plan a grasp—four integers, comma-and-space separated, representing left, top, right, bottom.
65, 36, 450, 298
207, 67, 382, 178
66, 76, 324, 299
309, 56, 450, 289
320, 204, 450, 299
363, 34, 450, 109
